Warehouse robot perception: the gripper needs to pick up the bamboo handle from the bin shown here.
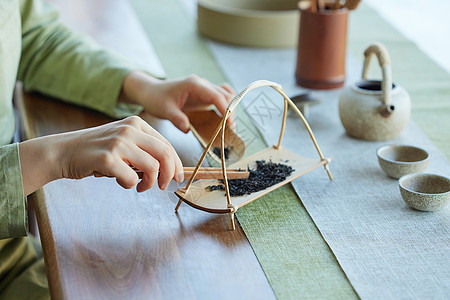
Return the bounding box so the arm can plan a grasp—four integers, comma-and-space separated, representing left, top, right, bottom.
362, 42, 393, 109
226, 80, 282, 114
363, 42, 391, 71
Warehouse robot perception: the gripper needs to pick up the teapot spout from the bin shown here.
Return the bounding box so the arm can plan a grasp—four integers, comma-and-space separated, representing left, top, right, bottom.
379, 104, 395, 117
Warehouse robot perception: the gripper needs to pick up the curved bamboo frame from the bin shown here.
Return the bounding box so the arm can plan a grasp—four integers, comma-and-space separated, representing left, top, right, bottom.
175, 80, 333, 229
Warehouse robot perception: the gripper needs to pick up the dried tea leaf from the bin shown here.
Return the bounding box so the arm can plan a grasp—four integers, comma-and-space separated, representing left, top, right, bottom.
212, 146, 232, 160
206, 160, 294, 197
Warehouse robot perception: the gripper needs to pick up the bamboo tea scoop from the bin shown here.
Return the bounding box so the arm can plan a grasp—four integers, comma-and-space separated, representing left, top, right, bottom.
185, 110, 246, 165
133, 167, 250, 180
183, 167, 250, 179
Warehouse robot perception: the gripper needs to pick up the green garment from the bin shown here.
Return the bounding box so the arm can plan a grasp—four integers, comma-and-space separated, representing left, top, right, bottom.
1, 0, 142, 297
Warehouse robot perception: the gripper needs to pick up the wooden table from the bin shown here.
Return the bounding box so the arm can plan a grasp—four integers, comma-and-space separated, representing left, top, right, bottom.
17, 0, 275, 298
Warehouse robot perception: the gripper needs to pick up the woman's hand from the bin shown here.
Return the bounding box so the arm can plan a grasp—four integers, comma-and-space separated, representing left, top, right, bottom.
19, 116, 183, 196
120, 71, 235, 133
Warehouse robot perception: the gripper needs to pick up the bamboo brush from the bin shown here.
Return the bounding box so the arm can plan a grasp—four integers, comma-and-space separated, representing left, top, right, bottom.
345, 0, 361, 10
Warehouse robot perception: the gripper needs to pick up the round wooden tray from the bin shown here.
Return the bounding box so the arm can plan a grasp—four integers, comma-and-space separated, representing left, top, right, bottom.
197, 0, 300, 47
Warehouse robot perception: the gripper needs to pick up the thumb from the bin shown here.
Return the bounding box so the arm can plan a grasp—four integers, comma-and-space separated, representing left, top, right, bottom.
168, 108, 190, 133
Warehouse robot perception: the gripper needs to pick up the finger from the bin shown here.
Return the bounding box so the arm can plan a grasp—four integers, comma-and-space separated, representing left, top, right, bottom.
209, 90, 229, 119
137, 167, 159, 193
203, 84, 236, 127
106, 118, 162, 191
135, 119, 184, 182
213, 85, 235, 125
167, 107, 190, 133
215, 84, 235, 103
124, 144, 160, 192
97, 157, 139, 189
227, 112, 236, 130
172, 149, 184, 183
134, 170, 157, 191
220, 82, 236, 97
133, 135, 176, 190
154, 129, 184, 182
135, 171, 144, 179
135, 116, 175, 142
188, 79, 230, 118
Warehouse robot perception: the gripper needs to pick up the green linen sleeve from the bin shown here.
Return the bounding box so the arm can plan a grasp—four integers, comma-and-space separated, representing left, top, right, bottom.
0, 144, 27, 240
17, 0, 142, 118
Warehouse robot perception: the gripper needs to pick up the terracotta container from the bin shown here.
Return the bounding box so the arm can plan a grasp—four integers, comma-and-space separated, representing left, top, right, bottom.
295, 8, 348, 89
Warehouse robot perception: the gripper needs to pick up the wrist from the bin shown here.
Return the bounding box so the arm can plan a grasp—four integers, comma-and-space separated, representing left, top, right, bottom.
19, 135, 65, 195
120, 70, 161, 106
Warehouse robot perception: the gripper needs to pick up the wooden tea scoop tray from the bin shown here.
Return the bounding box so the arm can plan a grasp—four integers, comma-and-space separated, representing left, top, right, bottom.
186, 110, 245, 164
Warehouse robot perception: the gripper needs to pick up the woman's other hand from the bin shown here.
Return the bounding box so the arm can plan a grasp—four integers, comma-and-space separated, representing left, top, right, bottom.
120, 71, 236, 133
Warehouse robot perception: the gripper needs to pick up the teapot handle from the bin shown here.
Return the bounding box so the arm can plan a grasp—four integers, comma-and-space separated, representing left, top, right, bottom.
362, 43, 394, 115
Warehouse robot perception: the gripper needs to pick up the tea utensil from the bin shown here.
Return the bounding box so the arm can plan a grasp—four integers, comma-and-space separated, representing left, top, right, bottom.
399, 173, 450, 211
377, 145, 430, 179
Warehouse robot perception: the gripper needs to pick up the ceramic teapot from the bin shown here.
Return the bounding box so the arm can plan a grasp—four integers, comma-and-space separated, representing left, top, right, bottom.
339, 43, 411, 140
